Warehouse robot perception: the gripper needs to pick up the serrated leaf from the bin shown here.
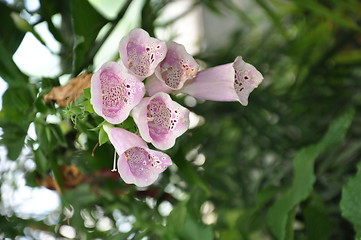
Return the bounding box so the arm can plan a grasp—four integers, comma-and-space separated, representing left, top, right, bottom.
340, 162, 361, 237
267, 109, 355, 240
98, 126, 109, 146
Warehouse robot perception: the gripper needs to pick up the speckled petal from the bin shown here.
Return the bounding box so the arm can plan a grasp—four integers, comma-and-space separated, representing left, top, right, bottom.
118, 147, 172, 187
132, 92, 190, 150
104, 126, 172, 187
232, 56, 264, 105
146, 41, 199, 96
119, 28, 167, 79
91, 62, 145, 124
181, 57, 263, 105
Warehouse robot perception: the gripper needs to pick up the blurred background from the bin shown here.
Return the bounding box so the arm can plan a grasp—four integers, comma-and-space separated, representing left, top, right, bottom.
0, 0, 361, 239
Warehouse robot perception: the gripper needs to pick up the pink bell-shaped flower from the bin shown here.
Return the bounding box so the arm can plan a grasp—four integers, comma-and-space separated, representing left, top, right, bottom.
104, 125, 172, 187
145, 41, 199, 96
119, 28, 167, 79
181, 56, 263, 106
131, 92, 190, 150
90, 61, 145, 124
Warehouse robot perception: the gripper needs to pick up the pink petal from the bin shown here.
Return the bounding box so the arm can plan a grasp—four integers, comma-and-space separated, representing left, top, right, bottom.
104, 126, 172, 187
233, 56, 264, 105
181, 57, 263, 105
132, 92, 190, 150
144, 74, 173, 96
119, 28, 167, 79
91, 62, 145, 124
103, 125, 147, 154
118, 147, 172, 187
145, 41, 199, 96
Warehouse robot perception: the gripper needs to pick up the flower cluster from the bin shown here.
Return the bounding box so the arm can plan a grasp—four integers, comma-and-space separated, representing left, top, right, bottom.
90, 28, 263, 187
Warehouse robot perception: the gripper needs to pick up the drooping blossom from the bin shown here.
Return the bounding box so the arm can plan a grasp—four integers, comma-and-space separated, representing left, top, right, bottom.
103, 125, 172, 187
181, 56, 263, 106
91, 61, 145, 124
145, 41, 199, 96
119, 28, 167, 79
131, 92, 190, 150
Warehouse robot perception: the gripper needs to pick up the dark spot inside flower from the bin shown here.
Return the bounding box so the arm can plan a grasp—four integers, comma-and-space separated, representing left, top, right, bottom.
244, 76, 249, 80
126, 84, 130, 88
146, 47, 150, 51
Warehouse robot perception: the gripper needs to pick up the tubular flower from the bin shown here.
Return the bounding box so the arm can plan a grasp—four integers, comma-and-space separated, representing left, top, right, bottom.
119, 28, 167, 79
131, 92, 190, 150
90, 61, 145, 124
145, 41, 199, 96
104, 125, 172, 187
181, 56, 263, 106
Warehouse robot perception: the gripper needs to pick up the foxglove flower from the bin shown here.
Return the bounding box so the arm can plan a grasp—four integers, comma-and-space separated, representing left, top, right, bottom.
104, 125, 172, 187
131, 92, 190, 150
91, 61, 145, 124
181, 56, 263, 106
119, 28, 167, 79
145, 41, 199, 96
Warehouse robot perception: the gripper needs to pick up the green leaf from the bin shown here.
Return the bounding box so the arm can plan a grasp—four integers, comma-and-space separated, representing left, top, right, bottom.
293, 0, 361, 32
34, 149, 49, 174
302, 194, 332, 240
83, 87, 91, 99
340, 162, 361, 238
98, 126, 109, 146
70, 0, 107, 74
83, 99, 95, 113
0, 3, 25, 54
167, 202, 188, 234
0, 86, 35, 160
0, 3, 27, 84
180, 217, 214, 240
267, 109, 355, 240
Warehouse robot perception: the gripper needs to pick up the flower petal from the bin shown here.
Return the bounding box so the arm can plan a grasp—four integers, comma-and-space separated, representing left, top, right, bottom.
132, 92, 190, 150
146, 41, 199, 96
144, 74, 173, 96
118, 147, 172, 187
91, 62, 145, 124
181, 57, 263, 105
103, 125, 147, 155
104, 126, 172, 187
233, 56, 264, 105
119, 28, 167, 78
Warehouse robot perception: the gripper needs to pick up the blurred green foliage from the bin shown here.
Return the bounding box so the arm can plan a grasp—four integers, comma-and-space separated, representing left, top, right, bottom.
0, 0, 361, 239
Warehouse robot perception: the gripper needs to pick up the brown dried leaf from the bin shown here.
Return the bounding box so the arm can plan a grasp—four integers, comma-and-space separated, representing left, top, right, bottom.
60, 165, 84, 188
43, 72, 92, 107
